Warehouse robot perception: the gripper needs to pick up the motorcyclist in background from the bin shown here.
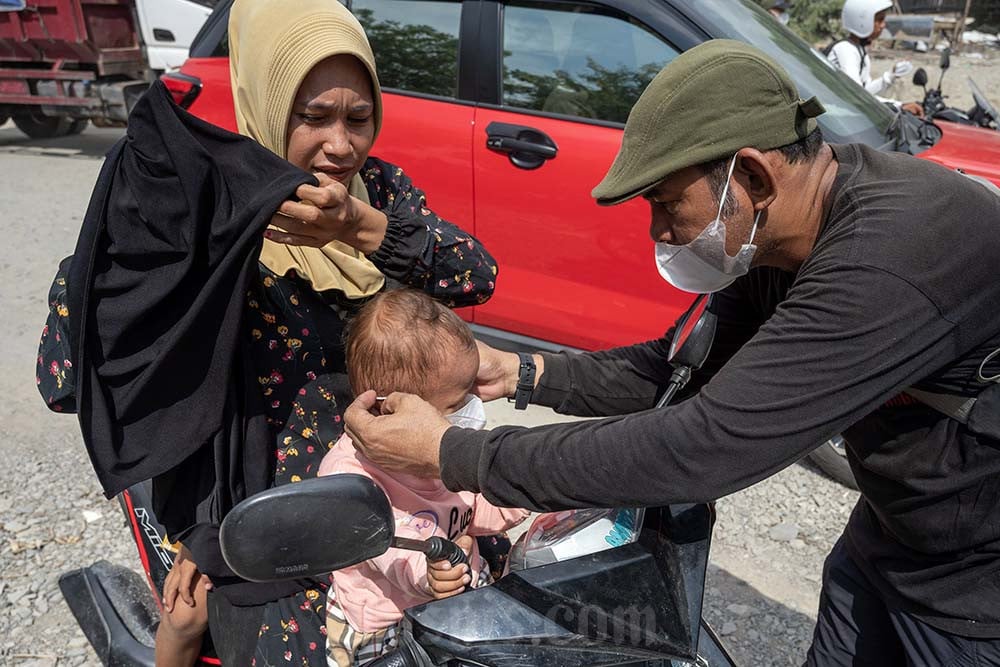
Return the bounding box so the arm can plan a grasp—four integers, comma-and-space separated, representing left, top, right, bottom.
827, 0, 925, 117
767, 0, 793, 25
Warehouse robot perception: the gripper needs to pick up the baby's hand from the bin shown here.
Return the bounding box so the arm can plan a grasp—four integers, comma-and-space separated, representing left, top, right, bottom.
426, 535, 474, 600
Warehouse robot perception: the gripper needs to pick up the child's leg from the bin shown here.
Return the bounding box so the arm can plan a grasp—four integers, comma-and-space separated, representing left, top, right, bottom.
156, 547, 210, 667
325, 597, 395, 667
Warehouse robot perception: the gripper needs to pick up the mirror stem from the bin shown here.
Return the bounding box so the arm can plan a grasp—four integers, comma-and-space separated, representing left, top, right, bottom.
655, 365, 693, 409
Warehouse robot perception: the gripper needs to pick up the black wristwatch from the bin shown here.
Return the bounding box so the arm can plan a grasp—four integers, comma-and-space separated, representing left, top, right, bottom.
509, 352, 536, 410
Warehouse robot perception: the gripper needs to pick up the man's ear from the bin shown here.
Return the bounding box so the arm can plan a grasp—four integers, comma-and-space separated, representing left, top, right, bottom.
735, 148, 778, 211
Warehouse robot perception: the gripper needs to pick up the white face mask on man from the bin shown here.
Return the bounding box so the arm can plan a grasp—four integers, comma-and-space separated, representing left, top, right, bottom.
653, 154, 762, 294
445, 394, 487, 430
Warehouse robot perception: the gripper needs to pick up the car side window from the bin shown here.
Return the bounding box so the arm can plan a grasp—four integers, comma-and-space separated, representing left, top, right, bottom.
502, 3, 679, 124
353, 0, 462, 98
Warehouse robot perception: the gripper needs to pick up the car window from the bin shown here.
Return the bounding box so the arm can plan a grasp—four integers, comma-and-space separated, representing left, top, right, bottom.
686, 0, 894, 146
353, 0, 461, 98
501, 3, 679, 124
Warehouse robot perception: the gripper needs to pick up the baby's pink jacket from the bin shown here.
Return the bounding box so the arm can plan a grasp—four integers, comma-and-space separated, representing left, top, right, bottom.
318, 434, 530, 632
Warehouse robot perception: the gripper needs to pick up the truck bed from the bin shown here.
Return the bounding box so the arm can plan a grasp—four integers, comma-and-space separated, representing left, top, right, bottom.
0, 0, 143, 76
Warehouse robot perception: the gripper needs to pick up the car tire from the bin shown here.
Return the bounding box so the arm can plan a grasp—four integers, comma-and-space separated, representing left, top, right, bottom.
66, 118, 89, 135
808, 435, 859, 490
0, 114, 9, 127
13, 110, 73, 139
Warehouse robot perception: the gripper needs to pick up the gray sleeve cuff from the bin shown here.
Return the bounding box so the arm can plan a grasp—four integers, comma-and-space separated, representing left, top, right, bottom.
439, 426, 490, 493
531, 351, 574, 411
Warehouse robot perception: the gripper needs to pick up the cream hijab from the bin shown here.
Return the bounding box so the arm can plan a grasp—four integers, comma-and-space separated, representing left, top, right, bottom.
229, 0, 385, 297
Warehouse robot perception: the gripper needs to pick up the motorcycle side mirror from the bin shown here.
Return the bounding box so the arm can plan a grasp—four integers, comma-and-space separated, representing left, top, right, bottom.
668, 293, 717, 370
913, 67, 928, 88
940, 47, 951, 71
220, 474, 394, 582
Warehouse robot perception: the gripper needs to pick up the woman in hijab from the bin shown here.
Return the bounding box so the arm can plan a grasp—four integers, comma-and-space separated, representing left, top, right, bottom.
36, 0, 496, 664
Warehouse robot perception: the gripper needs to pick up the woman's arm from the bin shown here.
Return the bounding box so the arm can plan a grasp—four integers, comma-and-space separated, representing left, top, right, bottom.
363, 159, 497, 308
37, 256, 76, 413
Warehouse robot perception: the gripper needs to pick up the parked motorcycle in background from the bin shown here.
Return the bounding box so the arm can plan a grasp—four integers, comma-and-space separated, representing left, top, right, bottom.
914, 47, 1000, 131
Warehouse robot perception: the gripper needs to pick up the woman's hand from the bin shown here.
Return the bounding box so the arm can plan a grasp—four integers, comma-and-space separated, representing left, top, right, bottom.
426, 535, 474, 600
162, 544, 212, 613
473, 341, 543, 402
267, 173, 389, 254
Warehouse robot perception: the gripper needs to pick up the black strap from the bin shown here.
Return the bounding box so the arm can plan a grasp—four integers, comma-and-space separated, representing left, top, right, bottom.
509, 352, 536, 411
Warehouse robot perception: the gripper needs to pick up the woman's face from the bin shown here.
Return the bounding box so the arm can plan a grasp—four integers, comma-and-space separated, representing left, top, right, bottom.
286, 55, 376, 184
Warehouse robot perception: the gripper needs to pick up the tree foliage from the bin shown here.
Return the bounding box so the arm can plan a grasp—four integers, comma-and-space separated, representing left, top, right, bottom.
355, 8, 458, 98
754, 0, 844, 44
504, 59, 662, 124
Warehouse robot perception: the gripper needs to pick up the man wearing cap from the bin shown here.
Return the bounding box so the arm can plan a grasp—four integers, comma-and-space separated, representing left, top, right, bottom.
345, 40, 1000, 662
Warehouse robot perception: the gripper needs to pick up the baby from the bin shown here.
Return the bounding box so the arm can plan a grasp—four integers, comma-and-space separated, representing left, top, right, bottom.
318, 288, 529, 666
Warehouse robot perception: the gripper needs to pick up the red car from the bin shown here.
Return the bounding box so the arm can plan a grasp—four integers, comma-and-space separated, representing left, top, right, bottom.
164, 0, 1000, 354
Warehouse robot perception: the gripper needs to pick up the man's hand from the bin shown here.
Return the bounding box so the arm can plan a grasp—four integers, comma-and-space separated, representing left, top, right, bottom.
901, 102, 925, 118
345, 390, 450, 478
162, 544, 212, 613
473, 341, 520, 402
473, 341, 544, 402
426, 535, 474, 600
266, 173, 388, 253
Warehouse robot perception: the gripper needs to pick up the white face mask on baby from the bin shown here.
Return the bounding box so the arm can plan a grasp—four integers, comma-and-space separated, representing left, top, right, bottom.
446, 394, 487, 430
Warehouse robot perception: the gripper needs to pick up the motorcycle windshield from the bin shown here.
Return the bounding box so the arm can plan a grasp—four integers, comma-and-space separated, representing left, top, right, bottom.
687, 0, 896, 147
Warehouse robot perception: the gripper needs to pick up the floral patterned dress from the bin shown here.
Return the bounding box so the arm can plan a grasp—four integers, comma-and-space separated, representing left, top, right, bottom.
37, 157, 497, 666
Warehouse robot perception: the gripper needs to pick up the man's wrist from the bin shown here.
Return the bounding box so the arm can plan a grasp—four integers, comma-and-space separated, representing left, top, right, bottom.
510, 353, 536, 410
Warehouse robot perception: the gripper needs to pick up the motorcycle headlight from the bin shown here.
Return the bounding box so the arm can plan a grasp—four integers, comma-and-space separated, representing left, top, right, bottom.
507, 507, 645, 571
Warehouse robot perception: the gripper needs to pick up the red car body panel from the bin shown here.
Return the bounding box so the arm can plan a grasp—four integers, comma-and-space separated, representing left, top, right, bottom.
918, 121, 1000, 183
178, 56, 236, 131
174, 56, 1000, 351
471, 106, 687, 349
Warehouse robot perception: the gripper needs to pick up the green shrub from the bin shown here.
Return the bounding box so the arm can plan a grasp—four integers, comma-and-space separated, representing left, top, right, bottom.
755, 0, 844, 44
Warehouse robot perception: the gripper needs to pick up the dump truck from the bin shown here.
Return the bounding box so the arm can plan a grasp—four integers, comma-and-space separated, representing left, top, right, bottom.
0, 0, 213, 138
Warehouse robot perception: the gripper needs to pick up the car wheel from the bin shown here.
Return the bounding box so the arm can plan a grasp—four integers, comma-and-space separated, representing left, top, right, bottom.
66, 118, 89, 135
13, 110, 73, 139
808, 434, 859, 490
0, 114, 9, 127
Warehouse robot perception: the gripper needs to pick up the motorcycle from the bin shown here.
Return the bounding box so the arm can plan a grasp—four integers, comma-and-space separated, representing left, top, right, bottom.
913, 47, 1000, 131
59, 294, 739, 666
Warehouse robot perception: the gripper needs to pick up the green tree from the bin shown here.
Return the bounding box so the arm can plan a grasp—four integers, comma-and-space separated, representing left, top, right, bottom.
755, 0, 844, 44
355, 8, 458, 97
504, 59, 663, 124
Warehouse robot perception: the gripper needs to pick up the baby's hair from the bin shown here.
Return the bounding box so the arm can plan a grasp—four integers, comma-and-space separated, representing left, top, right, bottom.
346, 288, 476, 398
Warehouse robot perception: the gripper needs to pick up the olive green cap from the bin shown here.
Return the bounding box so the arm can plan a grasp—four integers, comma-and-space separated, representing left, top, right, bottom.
592, 39, 826, 206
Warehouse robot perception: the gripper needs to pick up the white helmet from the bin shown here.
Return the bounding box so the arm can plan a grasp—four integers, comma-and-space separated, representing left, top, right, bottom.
842, 0, 893, 38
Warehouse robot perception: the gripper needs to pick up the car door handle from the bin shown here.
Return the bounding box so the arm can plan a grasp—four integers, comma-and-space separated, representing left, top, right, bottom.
486, 136, 557, 159
486, 122, 558, 169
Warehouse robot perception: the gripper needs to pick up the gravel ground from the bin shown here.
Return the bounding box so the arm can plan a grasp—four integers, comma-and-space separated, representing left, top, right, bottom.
871, 44, 1000, 111
1, 49, 997, 665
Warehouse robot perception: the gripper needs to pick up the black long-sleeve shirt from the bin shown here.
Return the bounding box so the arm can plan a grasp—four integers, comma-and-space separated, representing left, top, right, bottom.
440, 144, 1000, 637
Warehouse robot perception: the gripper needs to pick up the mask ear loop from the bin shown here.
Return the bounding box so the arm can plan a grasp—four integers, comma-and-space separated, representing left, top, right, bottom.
977, 347, 1000, 383
715, 154, 740, 220
747, 209, 762, 246
720, 153, 762, 247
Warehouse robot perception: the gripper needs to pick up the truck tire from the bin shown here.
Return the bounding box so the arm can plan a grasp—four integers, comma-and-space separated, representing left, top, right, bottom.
13, 110, 73, 139
807, 435, 859, 490
67, 118, 89, 135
